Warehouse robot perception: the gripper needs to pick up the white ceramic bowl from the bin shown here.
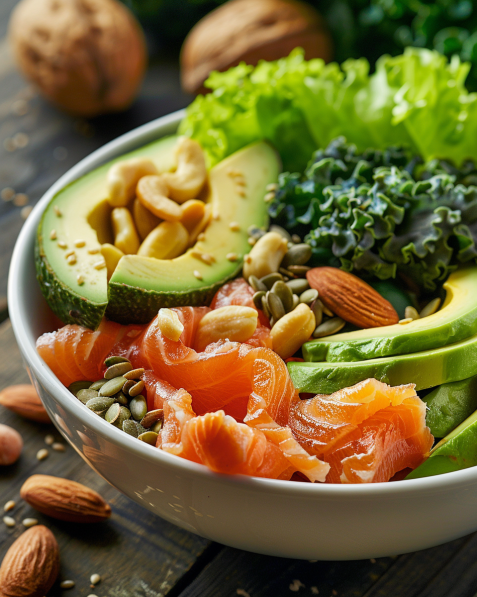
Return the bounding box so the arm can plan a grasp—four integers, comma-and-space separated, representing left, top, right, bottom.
8, 110, 477, 560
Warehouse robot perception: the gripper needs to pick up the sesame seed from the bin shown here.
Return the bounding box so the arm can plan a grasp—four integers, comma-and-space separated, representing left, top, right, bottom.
266, 183, 278, 192
57, 240, 67, 249
226, 253, 238, 262
54, 206, 62, 217
1, 187, 15, 201
213, 212, 220, 220
399, 318, 413, 325
235, 178, 246, 187
60, 580, 75, 589
77, 274, 85, 286
65, 250, 76, 258
3, 500, 15, 512
52, 443, 65, 452
22, 518, 38, 528
193, 270, 203, 280
50, 230, 57, 240
74, 239, 86, 248
264, 192, 275, 202
44, 434, 54, 445
3, 516, 15, 528
197, 232, 206, 241
248, 237, 256, 246
36, 448, 49, 461
13, 132, 29, 148
229, 221, 240, 231
245, 255, 252, 264
93, 260, 106, 270
237, 190, 247, 197
67, 255, 77, 266
191, 251, 215, 265
21, 206, 32, 219
90, 574, 101, 585
88, 247, 101, 254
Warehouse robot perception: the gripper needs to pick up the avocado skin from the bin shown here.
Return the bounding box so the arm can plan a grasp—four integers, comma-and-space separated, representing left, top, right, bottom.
35, 230, 107, 329
423, 375, 477, 438
406, 411, 477, 479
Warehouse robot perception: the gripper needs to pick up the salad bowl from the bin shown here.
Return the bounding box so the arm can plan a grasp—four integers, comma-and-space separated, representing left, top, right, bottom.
8, 109, 477, 561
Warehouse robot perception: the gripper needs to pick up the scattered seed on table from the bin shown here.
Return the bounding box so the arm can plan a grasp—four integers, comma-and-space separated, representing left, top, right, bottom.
21, 206, 32, 220
90, 574, 101, 585
44, 434, 54, 445
36, 448, 49, 461
22, 518, 38, 528
60, 580, 75, 589
3, 516, 15, 527
3, 500, 15, 512
52, 443, 65, 452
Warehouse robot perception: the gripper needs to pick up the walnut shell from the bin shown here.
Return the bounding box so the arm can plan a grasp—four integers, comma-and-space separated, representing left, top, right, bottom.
9, 0, 147, 117
181, 0, 333, 95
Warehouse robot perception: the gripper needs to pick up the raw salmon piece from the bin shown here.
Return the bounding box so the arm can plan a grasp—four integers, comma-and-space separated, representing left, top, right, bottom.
36, 326, 80, 387
143, 370, 177, 411
160, 388, 196, 455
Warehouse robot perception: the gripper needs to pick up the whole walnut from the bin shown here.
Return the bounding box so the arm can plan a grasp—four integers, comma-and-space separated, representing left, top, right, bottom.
181, 0, 333, 95
9, 0, 147, 117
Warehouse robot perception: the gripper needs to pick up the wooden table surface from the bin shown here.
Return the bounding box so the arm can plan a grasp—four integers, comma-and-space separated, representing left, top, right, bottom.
3, 2, 477, 596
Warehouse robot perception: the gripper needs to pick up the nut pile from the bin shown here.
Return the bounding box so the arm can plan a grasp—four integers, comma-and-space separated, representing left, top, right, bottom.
69, 357, 162, 446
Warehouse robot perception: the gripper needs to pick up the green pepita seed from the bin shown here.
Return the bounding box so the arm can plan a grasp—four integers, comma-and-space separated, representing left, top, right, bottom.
138, 431, 159, 446
113, 406, 131, 428
286, 278, 310, 294
141, 409, 164, 429
96, 410, 108, 419
253, 290, 266, 310
271, 281, 293, 312
151, 420, 163, 434
269, 224, 291, 241
300, 288, 319, 305
115, 391, 129, 406
291, 234, 301, 244
248, 275, 267, 292
260, 272, 283, 289
89, 379, 108, 391
311, 299, 323, 327
313, 317, 346, 338
68, 381, 93, 396
76, 388, 99, 404
122, 419, 139, 437
287, 265, 311, 277
292, 294, 300, 310
279, 267, 295, 279
281, 244, 312, 268
105, 402, 121, 424
129, 380, 145, 398
319, 299, 334, 317
104, 356, 131, 368
123, 379, 136, 395
104, 361, 133, 379
124, 368, 145, 380
267, 291, 285, 321
261, 295, 271, 319
86, 396, 115, 412
99, 376, 127, 397
404, 306, 420, 320
420, 298, 441, 318
247, 226, 266, 241
130, 396, 147, 421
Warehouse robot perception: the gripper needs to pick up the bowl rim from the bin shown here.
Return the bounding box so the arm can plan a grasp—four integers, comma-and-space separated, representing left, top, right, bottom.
8, 108, 477, 497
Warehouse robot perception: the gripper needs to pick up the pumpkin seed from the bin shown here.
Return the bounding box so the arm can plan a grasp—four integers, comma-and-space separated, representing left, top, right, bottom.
99, 376, 127, 397
311, 299, 323, 327
291, 234, 301, 244
76, 388, 99, 404
115, 391, 129, 406
130, 396, 147, 421
247, 225, 266, 241
104, 361, 133, 379
300, 288, 319, 305
105, 402, 121, 424
138, 431, 159, 446
68, 381, 93, 396
313, 317, 345, 338
123, 379, 136, 395
104, 355, 130, 367
286, 278, 309, 294
420, 297, 441, 318
124, 368, 145, 380
260, 272, 283, 289
281, 244, 312, 268
122, 419, 139, 437
279, 267, 295, 279
113, 406, 131, 428
404, 306, 420, 320
292, 294, 300, 310
141, 409, 164, 429
267, 291, 286, 321
319, 299, 334, 317
253, 290, 266, 310
269, 224, 291, 241
261, 295, 271, 319
151, 420, 163, 434
128, 379, 145, 397
269, 315, 277, 328
271, 281, 293, 312
287, 265, 311, 277
248, 275, 267, 292
89, 379, 108, 391
86, 396, 115, 412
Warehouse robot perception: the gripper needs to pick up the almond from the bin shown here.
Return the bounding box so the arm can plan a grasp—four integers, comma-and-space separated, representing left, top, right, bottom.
0, 424, 23, 466
0, 385, 50, 424
0, 525, 59, 597
20, 475, 112, 523
306, 267, 399, 329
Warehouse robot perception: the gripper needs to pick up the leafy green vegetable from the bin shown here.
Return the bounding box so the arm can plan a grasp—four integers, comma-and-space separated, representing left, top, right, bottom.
180, 48, 477, 172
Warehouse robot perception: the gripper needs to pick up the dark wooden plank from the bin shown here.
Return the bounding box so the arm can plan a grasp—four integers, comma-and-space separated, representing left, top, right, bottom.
0, 319, 212, 596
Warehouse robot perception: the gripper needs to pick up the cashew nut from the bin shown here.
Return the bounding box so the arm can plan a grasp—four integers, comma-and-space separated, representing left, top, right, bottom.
138, 221, 189, 260
243, 232, 289, 280
107, 158, 158, 207
137, 175, 182, 221
111, 208, 141, 254
270, 303, 316, 360
157, 308, 184, 342
162, 138, 207, 203
180, 199, 206, 233
100, 243, 124, 279
195, 306, 258, 352
133, 198, 161, 241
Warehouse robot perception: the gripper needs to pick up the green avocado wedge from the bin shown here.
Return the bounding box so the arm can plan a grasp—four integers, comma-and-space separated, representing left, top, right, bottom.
406, 410, 477, 479
288, 331, 477, 395
302, 268, 477, 363
36, 137, 279, 328
422, 375, 477, 438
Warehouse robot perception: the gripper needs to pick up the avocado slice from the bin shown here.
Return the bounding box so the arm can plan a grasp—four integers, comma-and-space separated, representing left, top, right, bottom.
406, 410, 477, 479
303, 268, 477, 363
288, 330, 477, 395
36, 138, 279, 327
422, 375, 477, 438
